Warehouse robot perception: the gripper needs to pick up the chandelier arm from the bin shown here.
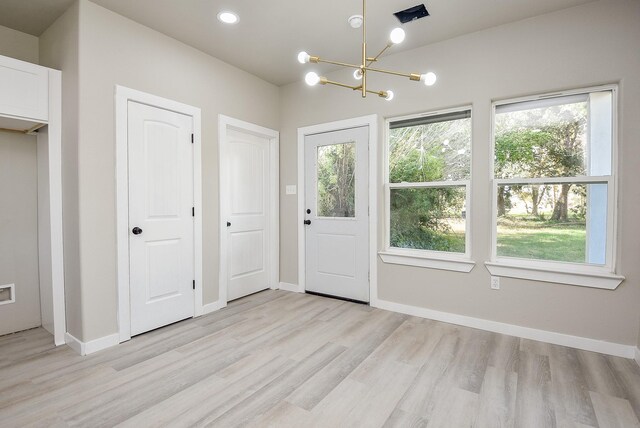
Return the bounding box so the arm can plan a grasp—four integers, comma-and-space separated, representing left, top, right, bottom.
366, 89, 387, 97
365, 66, 422, 81
323, 79, 387, 98
367, 44, 391, 65
315, 58, 362, 69
323, 79, 362, 91
362, 0, 367, 97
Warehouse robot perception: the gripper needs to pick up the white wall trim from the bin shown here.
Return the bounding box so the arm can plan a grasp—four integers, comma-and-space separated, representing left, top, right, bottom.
45, 69, 66, 346
278, 282, 302, 293
218, 115, 279, 308
372, 298, 635, 358
635, 347, 640, 368
202, 300, 223, 315
297, 114, 378, 302
115, 85, 203, 343
485, 261, 624, 290
379, 251, 476, 273
65, 332, 119, 356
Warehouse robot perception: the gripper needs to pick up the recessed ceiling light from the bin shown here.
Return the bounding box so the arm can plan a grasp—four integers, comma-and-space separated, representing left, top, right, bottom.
217, 11, 239, 24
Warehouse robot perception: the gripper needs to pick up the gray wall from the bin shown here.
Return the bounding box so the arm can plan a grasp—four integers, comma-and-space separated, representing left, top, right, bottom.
0, 24, 38, 64
0, 25, 42, 335
41, 0, 280, 341
279, 0, 640, 346
0, 132, 41, 335
39, 2, 82, 340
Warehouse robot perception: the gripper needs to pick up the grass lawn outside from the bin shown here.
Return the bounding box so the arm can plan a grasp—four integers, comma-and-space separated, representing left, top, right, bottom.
497, 216, 586, 263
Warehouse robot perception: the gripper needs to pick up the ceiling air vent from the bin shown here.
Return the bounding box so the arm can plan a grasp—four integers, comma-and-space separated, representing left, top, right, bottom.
394, 4, 429, 24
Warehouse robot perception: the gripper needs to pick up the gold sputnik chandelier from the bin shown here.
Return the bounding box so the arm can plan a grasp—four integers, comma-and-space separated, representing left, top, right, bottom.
297, 0, 437, 101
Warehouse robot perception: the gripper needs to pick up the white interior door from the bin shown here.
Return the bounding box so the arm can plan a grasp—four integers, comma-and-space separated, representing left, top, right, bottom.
224, 128, 272, 301
128, 101, 194, 336
304, 126, 369, 302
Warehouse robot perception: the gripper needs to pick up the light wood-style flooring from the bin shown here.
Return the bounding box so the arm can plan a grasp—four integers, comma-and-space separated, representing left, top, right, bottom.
1, 290, 640, 427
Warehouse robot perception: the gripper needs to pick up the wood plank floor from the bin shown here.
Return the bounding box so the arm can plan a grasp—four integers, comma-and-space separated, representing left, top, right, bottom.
1, 290, 639, 427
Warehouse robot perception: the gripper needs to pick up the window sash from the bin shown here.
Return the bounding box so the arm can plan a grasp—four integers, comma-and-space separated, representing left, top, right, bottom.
491, 177, 614, 270
385, 182, 471, 259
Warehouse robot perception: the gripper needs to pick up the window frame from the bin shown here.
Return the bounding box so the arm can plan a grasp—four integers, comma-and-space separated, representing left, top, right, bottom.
380, 106, 475, 272
488, 84, 623, 289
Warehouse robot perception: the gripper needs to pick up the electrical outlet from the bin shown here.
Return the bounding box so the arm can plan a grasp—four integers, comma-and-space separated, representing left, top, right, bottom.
490, 276, 500, 290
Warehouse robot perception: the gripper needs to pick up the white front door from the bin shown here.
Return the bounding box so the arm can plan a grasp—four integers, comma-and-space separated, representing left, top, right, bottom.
128, 101, 194, 336
304, 126, 369, 302
225, 128, 271, 301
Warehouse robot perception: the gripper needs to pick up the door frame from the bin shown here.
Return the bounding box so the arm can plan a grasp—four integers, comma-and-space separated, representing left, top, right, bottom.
297, 114, 378, 303
218, 115, 280, 308
115, 86, 203, 342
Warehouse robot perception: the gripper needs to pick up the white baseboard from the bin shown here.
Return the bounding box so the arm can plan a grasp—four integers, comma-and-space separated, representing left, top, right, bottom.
278, 282, 303, 293
65, 332, 119, 356
371, 298, 636, 359
64, 332, 83, 355
202, 300, 223, 315
635, 347, 640, 367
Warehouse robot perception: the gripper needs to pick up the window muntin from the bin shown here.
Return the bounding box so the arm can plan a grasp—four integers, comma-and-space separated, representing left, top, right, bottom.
492, 88, 615, 268
386, 109, 472, 255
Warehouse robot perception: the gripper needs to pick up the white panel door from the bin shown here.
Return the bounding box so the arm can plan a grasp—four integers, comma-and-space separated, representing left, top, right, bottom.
304, 126, 369, 302
225, 129, 271, 301
128, 101, 194, 336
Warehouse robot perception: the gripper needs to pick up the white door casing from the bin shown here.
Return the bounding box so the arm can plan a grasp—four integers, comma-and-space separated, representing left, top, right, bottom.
127, 101, 195, 336
219, 116, 279, 306
304, 126, 370, 302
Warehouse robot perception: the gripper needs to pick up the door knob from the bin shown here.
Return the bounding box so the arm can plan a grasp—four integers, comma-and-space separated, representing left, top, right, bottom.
227, 221, 231, 227
304, 220, 311, 225
132, 227, 143, 235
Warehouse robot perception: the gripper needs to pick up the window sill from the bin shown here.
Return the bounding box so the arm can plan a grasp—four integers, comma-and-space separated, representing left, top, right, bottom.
484, 261, 624, 290
379, 250, 475, 273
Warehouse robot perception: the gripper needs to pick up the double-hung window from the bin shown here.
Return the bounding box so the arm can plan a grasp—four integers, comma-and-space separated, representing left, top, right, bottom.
488, 85, 623, 288
381, 107, 474, 272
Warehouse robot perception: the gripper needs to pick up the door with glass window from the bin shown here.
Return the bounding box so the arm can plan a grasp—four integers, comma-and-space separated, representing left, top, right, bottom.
304, 126, 369, 302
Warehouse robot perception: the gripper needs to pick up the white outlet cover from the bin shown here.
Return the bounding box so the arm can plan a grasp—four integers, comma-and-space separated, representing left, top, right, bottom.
490, 276, 500, 290
286, 185, 297, 195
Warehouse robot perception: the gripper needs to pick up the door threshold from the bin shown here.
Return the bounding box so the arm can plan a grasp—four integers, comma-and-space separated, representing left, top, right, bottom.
305, 291, 369, 305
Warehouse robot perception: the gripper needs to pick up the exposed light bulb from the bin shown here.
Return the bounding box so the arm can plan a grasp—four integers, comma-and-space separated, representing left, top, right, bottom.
389, 28, 406, 44
217, 11, 239, 24
305, 72, 321, 86
420, 72, 437, 86
353, 69, 363, 80
297, 51, 311, 64
384, 90, 394, 101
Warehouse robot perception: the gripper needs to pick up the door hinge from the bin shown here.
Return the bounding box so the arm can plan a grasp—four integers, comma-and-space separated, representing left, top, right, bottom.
193, 280, 195, 290
191, 134, 194, 144
192, 206, 195, 217
368, 271, 370, 282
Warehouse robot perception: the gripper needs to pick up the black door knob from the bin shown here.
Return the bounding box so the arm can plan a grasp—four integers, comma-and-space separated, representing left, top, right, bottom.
304, 220, 311, 225
132, 227, 143, 235
227, 221, 231, 227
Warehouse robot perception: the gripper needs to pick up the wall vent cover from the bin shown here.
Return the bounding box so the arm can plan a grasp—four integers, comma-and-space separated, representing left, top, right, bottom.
394, 4, 429, 24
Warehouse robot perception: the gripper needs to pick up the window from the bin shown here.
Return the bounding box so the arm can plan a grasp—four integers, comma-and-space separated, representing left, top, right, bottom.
489, 86, 622, 288
381, 108, 474, 272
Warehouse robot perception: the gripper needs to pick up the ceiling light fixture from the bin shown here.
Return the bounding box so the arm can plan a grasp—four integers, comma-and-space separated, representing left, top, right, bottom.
297, 0, 436, 101
217, 11, 239, 24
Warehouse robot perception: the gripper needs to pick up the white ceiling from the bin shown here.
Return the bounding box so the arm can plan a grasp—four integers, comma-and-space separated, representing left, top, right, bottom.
0, 0, 595, 85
